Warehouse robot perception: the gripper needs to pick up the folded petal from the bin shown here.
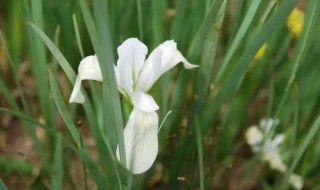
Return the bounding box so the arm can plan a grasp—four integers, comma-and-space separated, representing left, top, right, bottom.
117, 108, 159, 174
69, 55, 102, 103
132, 92, 159, 112
136, 40, 198, 92
116, 38, 148, 95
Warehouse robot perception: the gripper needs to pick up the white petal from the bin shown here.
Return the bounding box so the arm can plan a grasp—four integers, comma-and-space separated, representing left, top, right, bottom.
263, 152, 287, 172
272, 134, 285, 146
135, 48, 162, 92
117, 108, 159, 174
132, 92, 159, 112
260, 118, 279, 133
69, 76, 84, 103
117, 38, 148, 95
245, 126, 263, 146
69, 55, 102, 103
289, 174, 303, 190
114, 64, 128, 98
136, 40, 198, 92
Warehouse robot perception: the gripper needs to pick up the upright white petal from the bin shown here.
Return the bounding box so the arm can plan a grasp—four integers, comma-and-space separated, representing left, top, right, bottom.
132, 92, 159, 112
260, 118, 280, 133
116, 38, 148, 95
69, 55, 102, 103
117, 108, 159, 174
136, 40, 198, 92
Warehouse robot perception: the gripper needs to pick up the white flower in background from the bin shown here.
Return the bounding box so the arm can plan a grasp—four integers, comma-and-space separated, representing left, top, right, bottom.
261, 133, 287, 172
289, 174, 304, 190
245, 126, 263, 147
69, 38, 198, 174
259, 118, 279, 134
245, 118, 303, 189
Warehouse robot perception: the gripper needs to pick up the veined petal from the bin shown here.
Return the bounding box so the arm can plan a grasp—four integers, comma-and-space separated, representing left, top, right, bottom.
69, 55, 102, 103
117, 108, 159, 174
136, 40, 198, 92
117, 38, 148, 95
132, 92, 159, 112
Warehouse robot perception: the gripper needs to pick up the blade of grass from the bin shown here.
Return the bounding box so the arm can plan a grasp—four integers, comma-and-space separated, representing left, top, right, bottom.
215, 0, 261, 83
0, 107, 50, 130
151, 0, 166, 45
195, 116, 205, 190
49, 72, 119, 188
50, 72, 122, 187
0, 30, 30, 114
82, 0, 126, 168
29, 1, 52, 127
51, 133, 63, 190
135, 0, 143, 40
275, 0, 319, 118
280, 115, 320, 190
49, 71, 80, 145
0, 178, 8, 190
30, 22, 121, 187
29, 23, 75, 82
0, 76, 18, 110
164, 1, 227, 186
73, 14, 84, 58
203, 0, 298, 127
187, 0, 224, 59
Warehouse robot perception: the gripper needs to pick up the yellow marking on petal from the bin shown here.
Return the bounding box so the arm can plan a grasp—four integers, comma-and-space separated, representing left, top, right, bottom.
287, 8, 304, 38
254, 43, 268, 61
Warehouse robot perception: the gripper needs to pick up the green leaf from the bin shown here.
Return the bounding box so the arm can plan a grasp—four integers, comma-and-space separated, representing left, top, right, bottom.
51, 134, 63, 190
0, 178, 9, 190
49, 72, 80, 145
203, 0, 299, 127
29, 23, 76, 83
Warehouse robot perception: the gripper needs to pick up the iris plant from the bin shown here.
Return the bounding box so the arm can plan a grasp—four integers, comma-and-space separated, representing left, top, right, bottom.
69, 38, 197, 173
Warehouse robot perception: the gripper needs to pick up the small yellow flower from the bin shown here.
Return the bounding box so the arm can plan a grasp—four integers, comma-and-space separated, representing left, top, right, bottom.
287, 8, 304, 38
254, 43, 268, 61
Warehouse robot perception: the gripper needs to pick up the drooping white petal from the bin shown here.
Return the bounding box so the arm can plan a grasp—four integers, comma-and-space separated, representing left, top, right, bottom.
69, 76, 84, 103
136, 40, 198, 92
117, 108, 159, 174
132, 92, 159, 112
69, 55, 102, 103
116, 38, 148, 95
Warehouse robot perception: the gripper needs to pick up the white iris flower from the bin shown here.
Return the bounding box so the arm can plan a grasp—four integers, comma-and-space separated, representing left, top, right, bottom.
245, 118, 304, 189
69, 38, 198, 174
